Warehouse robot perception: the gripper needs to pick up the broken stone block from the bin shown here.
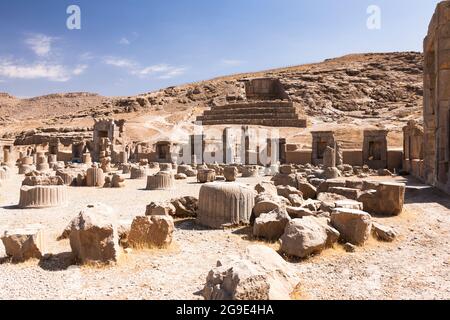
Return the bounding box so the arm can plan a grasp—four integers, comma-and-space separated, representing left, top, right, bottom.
145, 201, 176, 216
324, 167, 341, 179
317, 179, 346, 193
301, 198, 322, 211
69, 203, 120, 264
331, 208, 372, 245
111, 174, 126, 188
372, 222, 398, 242
297, 182, 317, 199
286, 206, 315, 219
345, 180, 364, 189
197, 169, 216, 183
334, 199, 363, 210
128, 215, 174, 248
174, 173, 187, 180
328, 187, 361, 200
170, 196, 198, 217
202, 245, 299, 300
255, 181, 278, 196
288, 194, 304, 207
276, 185, 303, 199
343, 242, 357, 253
253, 208, 291, 241
1, 227, 45, 262
358, 182, 405, 216
280, 217, 339, 259
130, 166, 148, 180
223, 166, 238, 182
317, 192, 347, 212
241, 165, 259, 177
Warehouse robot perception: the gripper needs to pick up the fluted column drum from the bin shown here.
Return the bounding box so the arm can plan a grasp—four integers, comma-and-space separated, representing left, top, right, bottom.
86, 167, 105, 187
19, 185, 68, 208
146, 172, 174, 190
197, 182, 256, 229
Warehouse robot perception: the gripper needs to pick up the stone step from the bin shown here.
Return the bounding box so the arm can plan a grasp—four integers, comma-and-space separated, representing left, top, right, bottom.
198, 118, 307, 128
203, 107, 297, 116
213, 101, 294, 110
197, 112, 300, 121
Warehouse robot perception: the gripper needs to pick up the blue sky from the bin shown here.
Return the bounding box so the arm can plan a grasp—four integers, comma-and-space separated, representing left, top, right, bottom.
0, 0, 441, 97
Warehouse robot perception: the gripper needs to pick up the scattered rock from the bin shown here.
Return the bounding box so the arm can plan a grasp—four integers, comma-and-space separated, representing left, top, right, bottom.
372, 222, 398, 242
253, 208, 291, 241
69, 203, 120, 264
280, 217, 339, 258
1, 227, 45, 262
202, 245, 299, 300
331, 208, 372, 245
128, 215, 174, 248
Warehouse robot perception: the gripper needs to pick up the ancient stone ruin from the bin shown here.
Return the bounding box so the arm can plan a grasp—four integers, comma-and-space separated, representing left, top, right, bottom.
197, 78, 307, 127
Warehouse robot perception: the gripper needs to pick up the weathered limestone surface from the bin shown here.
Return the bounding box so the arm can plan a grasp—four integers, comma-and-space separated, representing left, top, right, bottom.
130, 166, 148, 180
1, 227, 45, 262
202, 245, 300, 300
223, 166, 238, 182
69, 203, 120, 264
253, 208, 291, 241
197, 182, 256, 228
128, 215, 174, 248
145, 201, 176, 216
146, 172, 174, 190
197, 169, 216, 183
86, 167, 105, 187
19, 185, 68, 208
358, 182, 405, 216
280, 217, 339, 258
331, 208, 372, 245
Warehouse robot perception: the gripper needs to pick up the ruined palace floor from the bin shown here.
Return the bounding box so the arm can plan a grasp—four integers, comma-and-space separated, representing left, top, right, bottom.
0, 172, 449, 300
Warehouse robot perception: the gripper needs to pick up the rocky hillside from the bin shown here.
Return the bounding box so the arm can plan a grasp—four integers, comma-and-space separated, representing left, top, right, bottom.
0, 52, 423, 145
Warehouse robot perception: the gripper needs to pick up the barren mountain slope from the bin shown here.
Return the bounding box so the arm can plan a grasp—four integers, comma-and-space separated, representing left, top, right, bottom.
0, 52, 423, 147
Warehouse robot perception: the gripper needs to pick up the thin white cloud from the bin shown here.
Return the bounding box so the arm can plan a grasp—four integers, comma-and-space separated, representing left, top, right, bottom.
158, 67, 187, 79
103, 56, 137, 68
79, 52, 94, 61
73, 64, 88, 75
104, 57, 186, 79
119, 37, 131, 45
25, 34, 56, 57
221, 59, 245, 66
0, 58, 86, 82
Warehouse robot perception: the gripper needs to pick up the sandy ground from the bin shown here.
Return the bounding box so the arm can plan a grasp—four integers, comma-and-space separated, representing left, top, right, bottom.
0, 170, 449, 300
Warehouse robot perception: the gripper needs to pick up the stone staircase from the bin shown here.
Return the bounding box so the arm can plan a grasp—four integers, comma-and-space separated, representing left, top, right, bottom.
196, 101, 307, 127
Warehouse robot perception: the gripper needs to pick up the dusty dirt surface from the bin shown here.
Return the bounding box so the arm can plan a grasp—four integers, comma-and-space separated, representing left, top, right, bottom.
0, 171, 448, 300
